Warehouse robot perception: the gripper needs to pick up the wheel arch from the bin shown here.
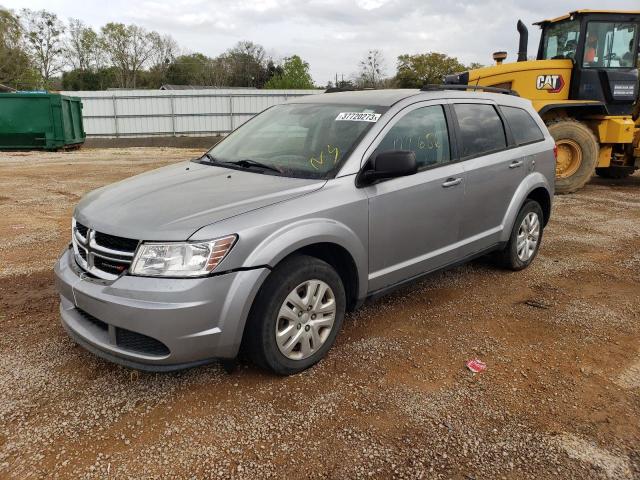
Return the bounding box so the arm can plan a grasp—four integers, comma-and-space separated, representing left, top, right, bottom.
500, 174, 553, 243
539, 103, 607, 121
526, 187, 552, 227
243, 219, 368, 306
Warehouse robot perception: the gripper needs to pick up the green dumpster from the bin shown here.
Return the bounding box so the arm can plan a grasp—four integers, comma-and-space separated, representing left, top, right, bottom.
0, 92, 86, 150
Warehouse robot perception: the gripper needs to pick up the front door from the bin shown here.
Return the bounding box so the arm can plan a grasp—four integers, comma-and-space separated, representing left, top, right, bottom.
363, 103, 465, 292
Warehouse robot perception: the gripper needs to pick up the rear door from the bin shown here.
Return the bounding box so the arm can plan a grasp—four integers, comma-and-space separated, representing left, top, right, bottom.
451, 102, 525, 256
363, 102, 465, 292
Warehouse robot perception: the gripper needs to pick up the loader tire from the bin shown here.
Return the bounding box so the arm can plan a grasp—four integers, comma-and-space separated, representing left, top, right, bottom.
547, 119, 599, 194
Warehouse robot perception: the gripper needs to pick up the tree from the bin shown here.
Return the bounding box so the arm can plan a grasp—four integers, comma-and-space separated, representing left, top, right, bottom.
100, 22, 156, 88
357, 49, 385, 88
61, 67, 118, 90
395, 52, 467, 87
65, 19, 102, 71
265, 55, 314, 89
220, 40, 268, 87
147, 32, 178, 86
20, 9, 65, 88
467, 62, 485, 71
0, 8, 38, 89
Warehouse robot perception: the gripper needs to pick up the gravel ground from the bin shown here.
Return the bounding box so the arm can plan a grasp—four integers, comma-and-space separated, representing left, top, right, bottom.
0, 148, 639, 479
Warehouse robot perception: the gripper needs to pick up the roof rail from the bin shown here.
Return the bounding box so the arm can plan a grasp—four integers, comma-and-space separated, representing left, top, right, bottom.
420, 84, 520, 96
324, 87, 376, 93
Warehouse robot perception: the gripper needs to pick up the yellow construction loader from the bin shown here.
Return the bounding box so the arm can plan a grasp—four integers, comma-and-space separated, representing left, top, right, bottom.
445, 10, 640, 194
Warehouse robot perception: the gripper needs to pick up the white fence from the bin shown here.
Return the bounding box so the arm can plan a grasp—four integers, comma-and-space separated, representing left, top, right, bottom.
60, 88, 323, 138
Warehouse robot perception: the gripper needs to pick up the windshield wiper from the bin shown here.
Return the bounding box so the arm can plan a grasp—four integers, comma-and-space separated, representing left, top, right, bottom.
222, 159, 282, 174
202, 152, 218, 163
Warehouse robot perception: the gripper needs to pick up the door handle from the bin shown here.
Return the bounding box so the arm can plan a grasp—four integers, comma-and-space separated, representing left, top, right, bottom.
442, 177, 462, 188
509, 160, 524, 169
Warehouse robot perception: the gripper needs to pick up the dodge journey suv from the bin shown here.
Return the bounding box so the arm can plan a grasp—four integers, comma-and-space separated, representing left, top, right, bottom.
54, 88, 555, 375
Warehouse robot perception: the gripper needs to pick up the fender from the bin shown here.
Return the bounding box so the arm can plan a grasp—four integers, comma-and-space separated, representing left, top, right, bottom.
500, 172, 553, 243
243, 218, 369, 300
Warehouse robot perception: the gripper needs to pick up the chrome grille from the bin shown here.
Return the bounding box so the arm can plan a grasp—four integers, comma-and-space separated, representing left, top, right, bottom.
72, 219, 139, 280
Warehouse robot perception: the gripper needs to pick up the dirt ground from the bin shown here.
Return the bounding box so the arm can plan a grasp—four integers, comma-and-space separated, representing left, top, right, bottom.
0, 147, 639, 480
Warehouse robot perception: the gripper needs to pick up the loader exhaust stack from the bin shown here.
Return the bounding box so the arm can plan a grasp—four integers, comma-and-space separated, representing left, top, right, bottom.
517, 20, 528, 62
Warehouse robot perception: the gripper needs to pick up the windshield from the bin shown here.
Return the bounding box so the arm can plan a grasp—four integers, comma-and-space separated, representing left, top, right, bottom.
583, 22, 638, 68
204, 103, 386, 179
541, 19, 581, 60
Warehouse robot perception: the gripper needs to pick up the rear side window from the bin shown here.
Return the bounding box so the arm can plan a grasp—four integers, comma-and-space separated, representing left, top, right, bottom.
501, 106, 545, 145
453, 103, 506, 157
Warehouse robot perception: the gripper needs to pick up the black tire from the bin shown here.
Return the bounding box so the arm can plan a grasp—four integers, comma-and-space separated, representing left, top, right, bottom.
244, 254, 346, 375
497, 200, 544, 271
595, 166, 632, 179
546, 119, 599, 194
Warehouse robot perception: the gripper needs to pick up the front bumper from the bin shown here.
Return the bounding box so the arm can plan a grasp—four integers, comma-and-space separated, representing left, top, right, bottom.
54, 247, 269, 370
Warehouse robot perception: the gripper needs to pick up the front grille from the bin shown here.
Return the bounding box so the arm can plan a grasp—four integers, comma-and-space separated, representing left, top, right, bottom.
94, 232, 139, 252
76, 308, 170, 357
76, 223, 88, 238
73, 221, 139, 280
115, 327, 170, 356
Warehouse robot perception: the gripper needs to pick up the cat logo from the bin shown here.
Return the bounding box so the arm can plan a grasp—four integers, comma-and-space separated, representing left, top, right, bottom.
536, 74, 565, 93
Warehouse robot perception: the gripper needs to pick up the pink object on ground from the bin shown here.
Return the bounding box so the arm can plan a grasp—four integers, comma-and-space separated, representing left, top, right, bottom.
465, 359, 487, 373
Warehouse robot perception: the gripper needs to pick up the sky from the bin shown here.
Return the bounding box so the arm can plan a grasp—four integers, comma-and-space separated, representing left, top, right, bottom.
6, 0, 640, 85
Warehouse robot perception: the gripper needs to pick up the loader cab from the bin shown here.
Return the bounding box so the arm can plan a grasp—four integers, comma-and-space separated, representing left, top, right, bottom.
535, 10, 640, 115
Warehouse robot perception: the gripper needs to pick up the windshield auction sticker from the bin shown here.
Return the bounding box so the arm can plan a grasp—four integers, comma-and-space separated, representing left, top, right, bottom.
335, 112, 381, 122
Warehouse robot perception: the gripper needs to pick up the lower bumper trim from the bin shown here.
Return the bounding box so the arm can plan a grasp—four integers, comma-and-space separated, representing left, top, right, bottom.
63, 321, 217, 372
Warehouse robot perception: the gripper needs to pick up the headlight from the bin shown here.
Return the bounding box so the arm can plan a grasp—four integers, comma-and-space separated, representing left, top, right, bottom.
130, 235, 237, 277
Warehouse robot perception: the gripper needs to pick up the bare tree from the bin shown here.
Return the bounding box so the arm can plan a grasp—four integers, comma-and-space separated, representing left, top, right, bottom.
65, 18, 103, 71
357, 49, 385, 88
100, 22, 156, 88
20, 9, 65, 87
148, 31, 178, 85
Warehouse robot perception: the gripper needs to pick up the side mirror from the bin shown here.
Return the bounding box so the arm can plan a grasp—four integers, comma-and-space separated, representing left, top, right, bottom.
356, 150, 418, 187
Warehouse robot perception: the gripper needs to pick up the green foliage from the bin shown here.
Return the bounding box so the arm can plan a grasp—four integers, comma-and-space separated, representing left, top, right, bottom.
264, 55, 314, 89
61, 67, 118, 90
0, 8, 38, 89
396, 52, 468, 88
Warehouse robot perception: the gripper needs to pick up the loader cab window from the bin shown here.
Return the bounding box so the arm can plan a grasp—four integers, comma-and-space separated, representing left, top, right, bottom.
582, 22, 638, 68
541, 19, 581, 60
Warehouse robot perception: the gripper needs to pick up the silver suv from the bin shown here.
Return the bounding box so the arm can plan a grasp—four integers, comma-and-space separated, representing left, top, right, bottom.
54, 88, 555, 375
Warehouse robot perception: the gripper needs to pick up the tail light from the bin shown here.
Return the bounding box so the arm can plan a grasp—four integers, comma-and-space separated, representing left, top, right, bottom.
553, 144, 558, 160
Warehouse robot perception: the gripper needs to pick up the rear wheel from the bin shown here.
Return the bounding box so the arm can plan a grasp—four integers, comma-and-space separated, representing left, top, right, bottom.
497, 200, 544, 271
547, 119, 599, 194
244, 255, 345, 375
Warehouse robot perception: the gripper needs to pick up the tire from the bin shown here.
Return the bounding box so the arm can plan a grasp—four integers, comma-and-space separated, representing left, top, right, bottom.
244, 255, 346, 375
497, 200, 544, 271
595, 166, 632, 179
546, 119, 599, 194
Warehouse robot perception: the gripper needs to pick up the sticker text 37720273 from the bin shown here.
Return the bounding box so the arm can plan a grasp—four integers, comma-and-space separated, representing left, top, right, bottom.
335, 112, 381, 122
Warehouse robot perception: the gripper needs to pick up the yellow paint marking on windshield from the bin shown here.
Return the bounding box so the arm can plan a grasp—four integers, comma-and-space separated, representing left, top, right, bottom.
310, 144, 341, 170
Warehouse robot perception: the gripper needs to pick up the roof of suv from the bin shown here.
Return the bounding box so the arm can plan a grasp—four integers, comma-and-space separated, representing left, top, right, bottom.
291, 88, 525, 107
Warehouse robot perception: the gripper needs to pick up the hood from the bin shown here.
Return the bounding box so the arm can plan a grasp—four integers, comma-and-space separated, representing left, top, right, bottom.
75, 161, 325, 241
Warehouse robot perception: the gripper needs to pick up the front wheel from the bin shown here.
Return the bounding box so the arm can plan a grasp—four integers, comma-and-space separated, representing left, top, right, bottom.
244, 255, 346, 375
497, 200, 544, 271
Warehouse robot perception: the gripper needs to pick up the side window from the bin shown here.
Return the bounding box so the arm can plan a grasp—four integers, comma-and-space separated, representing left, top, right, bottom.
500, 106, 545, 145
453, 103, 507, 157
376, 105, 450, 169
